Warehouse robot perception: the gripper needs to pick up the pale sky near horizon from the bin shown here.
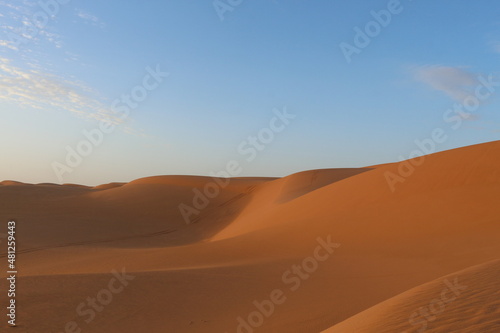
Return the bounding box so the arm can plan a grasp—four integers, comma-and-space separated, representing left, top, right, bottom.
1, 0, 500, 185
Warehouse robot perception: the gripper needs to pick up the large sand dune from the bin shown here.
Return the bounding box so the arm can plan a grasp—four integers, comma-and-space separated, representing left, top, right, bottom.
0, 141, 499, 332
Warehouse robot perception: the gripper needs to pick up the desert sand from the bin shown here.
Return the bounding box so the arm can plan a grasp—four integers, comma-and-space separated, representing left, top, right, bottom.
0, 141, 499, 332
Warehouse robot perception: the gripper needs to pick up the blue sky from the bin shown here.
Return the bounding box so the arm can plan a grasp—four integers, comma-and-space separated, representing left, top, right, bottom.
1, 0, 500, 185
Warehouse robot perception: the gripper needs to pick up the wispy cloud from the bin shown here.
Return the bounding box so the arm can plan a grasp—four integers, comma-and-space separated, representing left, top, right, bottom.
40, 30, 64, 49
413, 65, 478, 102
0, 40, 18, 51
0, 58, 119, 123
0, 2, 138, 135
75, 8, 105, 29
0, 1, 26, 13
0, 0, 64, 53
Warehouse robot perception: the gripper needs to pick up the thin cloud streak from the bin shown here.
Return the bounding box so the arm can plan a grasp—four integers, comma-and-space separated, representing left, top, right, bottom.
413, 65, 478, 103
0, 57, 120, 124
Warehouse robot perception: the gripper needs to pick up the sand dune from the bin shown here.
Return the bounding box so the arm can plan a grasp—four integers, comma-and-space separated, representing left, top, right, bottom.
0, 180, 27, 186
1, 141, 499, 332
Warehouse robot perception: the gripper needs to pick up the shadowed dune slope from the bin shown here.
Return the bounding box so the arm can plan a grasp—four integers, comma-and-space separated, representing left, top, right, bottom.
212, 167, 371, 240
0, 176, 273, 249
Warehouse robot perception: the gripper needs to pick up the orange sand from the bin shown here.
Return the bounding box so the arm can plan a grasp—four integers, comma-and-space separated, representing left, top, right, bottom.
0, 141, 499, 332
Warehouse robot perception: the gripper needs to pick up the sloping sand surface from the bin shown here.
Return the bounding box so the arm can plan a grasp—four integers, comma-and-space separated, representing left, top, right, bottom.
322, 259, 500, 333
